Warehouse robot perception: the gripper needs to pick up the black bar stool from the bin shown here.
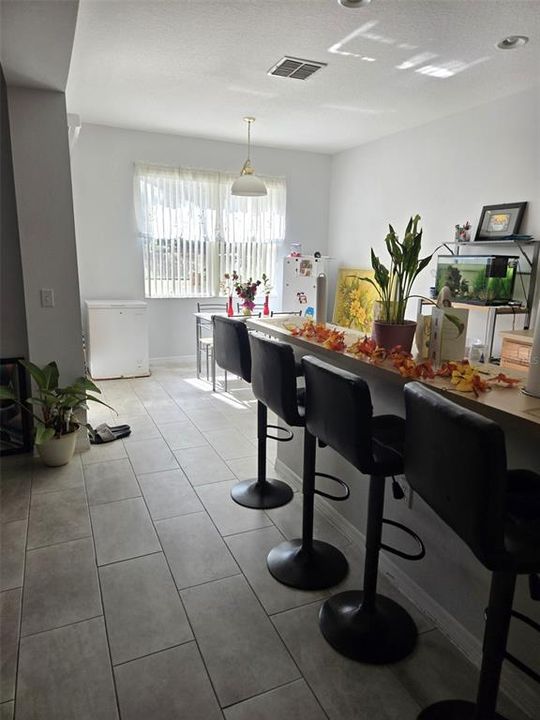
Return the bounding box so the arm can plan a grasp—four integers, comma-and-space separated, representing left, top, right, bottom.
404, 382, 540, 720
304, 356, 425, 664
250, 334, 349, 591
213, 316, 294, 509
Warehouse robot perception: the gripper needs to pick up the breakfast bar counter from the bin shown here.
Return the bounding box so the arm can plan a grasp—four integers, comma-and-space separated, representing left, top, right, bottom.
246, 316, 540, 431
246, 315, 540, 715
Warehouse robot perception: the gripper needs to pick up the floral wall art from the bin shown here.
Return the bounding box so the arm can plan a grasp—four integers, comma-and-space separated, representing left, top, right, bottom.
332, 268, 378, 333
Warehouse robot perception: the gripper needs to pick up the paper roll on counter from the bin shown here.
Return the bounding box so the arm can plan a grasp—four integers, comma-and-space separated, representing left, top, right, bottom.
316, 273, 327, 325
524, 303, 540, 398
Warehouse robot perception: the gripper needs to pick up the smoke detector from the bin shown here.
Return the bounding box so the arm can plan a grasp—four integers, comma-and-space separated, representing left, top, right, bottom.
497, 35, 529, 50
338, 0, 372, 8
268, 56, 327, 80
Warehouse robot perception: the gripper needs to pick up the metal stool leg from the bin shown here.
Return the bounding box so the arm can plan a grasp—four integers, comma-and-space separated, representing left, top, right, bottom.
230, 401, 294, 510
266, 429, 348, 590
319, 475, 417, 663
418, 572, 515, 719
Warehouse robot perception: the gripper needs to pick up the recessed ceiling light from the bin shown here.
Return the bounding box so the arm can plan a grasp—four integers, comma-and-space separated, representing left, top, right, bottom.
338, 0, 372, 8
497, 35, 529, 50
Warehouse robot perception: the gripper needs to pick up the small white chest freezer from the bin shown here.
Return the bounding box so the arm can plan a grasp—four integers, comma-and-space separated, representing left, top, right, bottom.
86, 301, 150, 379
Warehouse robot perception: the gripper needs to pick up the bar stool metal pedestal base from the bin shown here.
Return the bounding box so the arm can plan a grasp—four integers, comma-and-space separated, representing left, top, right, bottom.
267, 539, 348, 590
231, 478, 293, 510
319, 472, 422, 664
266, 430, 349, 590
418, 700, 508, 719
231, 400, 294, 510
319, 591, 417, 664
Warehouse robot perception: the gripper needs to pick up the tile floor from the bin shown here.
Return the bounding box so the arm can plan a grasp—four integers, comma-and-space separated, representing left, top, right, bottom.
0, 359, 531, 720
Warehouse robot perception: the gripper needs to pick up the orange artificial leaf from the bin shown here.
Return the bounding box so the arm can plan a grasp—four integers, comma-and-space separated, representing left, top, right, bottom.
486, 373, 521, 387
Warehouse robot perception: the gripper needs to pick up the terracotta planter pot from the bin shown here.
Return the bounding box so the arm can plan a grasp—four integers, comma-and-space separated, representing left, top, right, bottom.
36, 431, 77, 467
372, 320, 417, 353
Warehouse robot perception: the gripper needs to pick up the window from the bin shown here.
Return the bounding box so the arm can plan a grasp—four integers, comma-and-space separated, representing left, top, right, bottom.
134, 163, 286, 298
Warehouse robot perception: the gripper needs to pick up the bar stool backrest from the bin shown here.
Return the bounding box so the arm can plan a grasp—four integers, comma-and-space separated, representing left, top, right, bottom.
404, 382, 507, 569
249, 333, 303, 427
212, 316, 251, 383
302, 356, 374, 473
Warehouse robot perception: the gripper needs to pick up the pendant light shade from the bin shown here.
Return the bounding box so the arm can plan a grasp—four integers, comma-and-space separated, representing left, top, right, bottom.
231, 117, 267, 197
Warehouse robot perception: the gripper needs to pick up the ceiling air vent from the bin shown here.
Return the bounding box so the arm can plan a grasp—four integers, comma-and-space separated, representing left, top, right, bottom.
267, 56, 327, 80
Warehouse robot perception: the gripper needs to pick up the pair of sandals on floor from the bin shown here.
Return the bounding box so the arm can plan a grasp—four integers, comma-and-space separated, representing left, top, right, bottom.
88, 422, 131, 444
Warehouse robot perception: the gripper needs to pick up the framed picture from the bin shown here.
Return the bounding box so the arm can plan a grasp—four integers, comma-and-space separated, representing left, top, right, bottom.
332, 268, 378, 333
474, 202, 526, 241
0, 358, 33, 456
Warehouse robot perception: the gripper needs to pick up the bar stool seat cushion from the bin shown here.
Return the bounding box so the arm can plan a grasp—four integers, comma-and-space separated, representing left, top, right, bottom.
504, 469, 540, 572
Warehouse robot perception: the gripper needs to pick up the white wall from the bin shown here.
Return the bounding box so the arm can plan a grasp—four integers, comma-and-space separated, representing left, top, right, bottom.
8, 86, 84, 382
1, 68, 28, 359
328, 86, 540, 354
71, 124, 331, 358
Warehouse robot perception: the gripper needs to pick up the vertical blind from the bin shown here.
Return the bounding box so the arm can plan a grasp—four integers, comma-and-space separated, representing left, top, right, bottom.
134, 163, 286, 298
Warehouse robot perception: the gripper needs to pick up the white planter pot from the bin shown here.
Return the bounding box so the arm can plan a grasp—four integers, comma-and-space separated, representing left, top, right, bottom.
36, 432, 78, 467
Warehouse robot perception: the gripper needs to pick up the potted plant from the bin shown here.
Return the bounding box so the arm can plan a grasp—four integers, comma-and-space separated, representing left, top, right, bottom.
0, 360, 113, 467
363, 214, 436, 352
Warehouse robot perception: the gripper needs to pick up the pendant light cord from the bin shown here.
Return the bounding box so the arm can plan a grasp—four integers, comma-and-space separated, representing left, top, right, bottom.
246, 119, 252, 164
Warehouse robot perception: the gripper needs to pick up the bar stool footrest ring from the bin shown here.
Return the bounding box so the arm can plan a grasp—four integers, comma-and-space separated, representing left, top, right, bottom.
417, 700, 509, 719
314, 472, 350, 502
503, 610, 540, 684
381, 519, 426, 561
266, 424, 294, 442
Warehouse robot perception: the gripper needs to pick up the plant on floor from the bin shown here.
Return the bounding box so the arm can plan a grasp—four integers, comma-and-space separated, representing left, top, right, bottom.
362, 214, 436, 324
0, 360, 113, 444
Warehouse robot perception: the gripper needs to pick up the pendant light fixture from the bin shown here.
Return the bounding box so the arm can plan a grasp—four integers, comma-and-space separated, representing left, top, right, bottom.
231, 117, 267, 197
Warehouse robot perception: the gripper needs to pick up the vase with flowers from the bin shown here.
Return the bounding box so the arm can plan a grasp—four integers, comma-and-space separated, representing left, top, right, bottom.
234, 276, 261, 316
221, 271, 238, 317
261, 273, 272, 316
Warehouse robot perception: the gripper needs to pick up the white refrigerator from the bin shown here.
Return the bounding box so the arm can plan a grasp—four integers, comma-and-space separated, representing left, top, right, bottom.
281, 255, 329, 314
86, 301, 150, 379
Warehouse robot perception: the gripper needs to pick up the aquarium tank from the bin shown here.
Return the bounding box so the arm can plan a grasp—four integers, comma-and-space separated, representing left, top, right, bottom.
435, 255, 519, 305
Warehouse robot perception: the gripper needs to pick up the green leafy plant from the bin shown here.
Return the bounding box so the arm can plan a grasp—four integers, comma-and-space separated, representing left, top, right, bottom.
362, 215, 437, 324
0, 360, 113, 445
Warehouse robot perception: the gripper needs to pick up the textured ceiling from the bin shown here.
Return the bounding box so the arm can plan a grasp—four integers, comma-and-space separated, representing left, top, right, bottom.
66, 0, 540, 153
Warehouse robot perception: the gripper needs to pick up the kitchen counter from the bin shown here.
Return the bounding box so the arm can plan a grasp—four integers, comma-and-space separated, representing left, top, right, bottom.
246, 316, 540, 428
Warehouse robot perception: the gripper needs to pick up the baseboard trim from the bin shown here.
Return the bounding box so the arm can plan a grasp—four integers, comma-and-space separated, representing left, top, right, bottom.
150, 354, 196, 363
274, 457, 538, 718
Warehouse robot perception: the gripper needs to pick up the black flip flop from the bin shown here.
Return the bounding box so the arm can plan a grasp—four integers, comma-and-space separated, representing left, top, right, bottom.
89, 423, 131, 445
